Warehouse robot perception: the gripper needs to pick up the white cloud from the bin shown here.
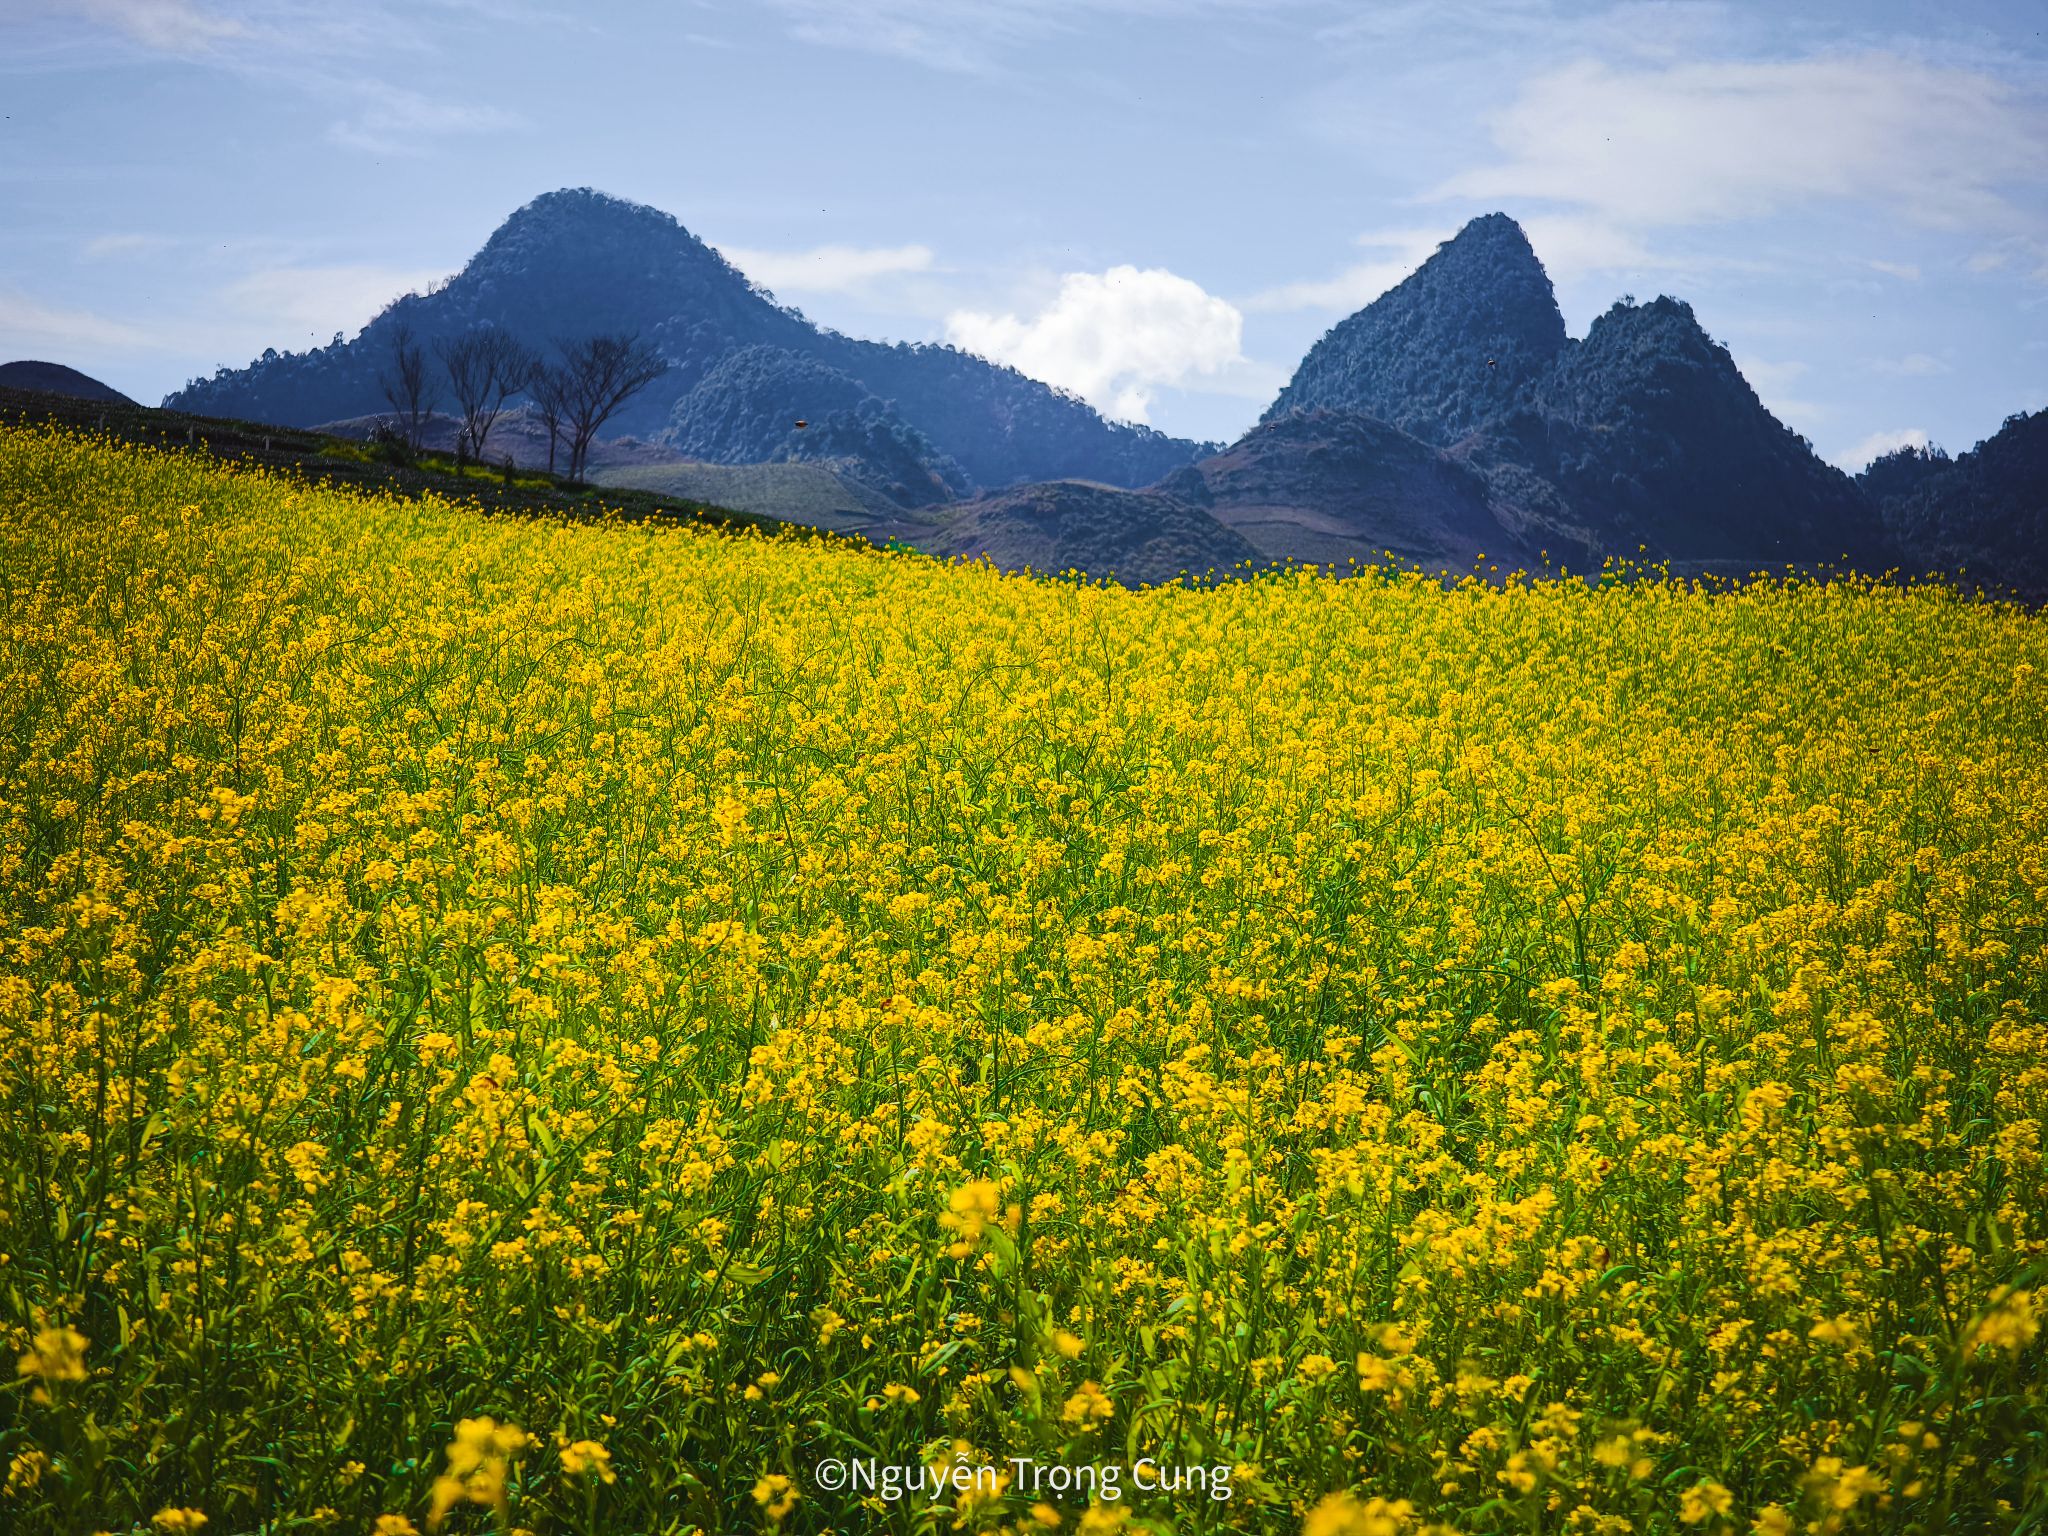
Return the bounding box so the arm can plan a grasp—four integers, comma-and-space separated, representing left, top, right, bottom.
761, 0, 1314, 72
1866, 259, 1920, 281
1434, 54, 2048, 235
220, 264, 446, 342
71, 0, 245, 52
946, 266, 1247, 424
1833, 427, 1929, 472
82, 233, 180, 261
1871, 353, 1951, 378
719, 243, 935, 295
0, 290, 158, 353
325, 82, 520, 155
1735, 353, 1822, 427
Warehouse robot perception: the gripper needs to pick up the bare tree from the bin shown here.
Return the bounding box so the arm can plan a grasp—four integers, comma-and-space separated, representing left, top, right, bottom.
376, 321, 436, 451
527, 359, 571, 477
555, 333, 669, 482
437, 329, 534, 466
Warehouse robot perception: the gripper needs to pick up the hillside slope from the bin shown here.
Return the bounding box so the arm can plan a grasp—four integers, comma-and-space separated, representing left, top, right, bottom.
0, 360, 135, 405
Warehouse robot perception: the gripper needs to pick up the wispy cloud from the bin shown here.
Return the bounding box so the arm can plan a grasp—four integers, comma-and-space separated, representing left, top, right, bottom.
1871, 353, 1951, 378
1833, 426, 1930, 472
947, 265, 1248, 423
221, 262, 447, 341
82, 232, 180, 261
0, 289, 160, 352
71, 0, 246, 53
1244, 227, 1448, 314
760, 0, 1319, 72
323, 81, 520, 155
718, 243, 936, 296
1434, 53, 2048, 236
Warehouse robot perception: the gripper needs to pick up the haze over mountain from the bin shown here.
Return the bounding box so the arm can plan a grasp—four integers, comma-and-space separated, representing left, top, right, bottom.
164, 189, 1205, 495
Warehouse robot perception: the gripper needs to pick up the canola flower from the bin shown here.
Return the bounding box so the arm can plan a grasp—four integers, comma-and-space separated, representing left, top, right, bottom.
0, 425, 2044, 1533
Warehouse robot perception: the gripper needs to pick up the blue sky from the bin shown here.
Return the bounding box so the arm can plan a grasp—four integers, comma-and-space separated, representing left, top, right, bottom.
3, 0, 2044, 467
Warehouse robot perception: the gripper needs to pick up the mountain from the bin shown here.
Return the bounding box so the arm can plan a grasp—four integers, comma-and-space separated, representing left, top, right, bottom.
1453, 295, 1891, 569
0, 360, 135, 405
164, 188, 1204, 493
1871, 410, 2048, 594
927, 481, 1260, 588
1169, 409, 1555, 573
664, 345, 970, 507
1263, 214, 1568, 446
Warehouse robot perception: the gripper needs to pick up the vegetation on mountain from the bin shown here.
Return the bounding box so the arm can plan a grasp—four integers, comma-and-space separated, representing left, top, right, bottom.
1263, 214, 1567, 446
1856, 442, 1952, 507
1874, 409, 2048, 594
1455, 297, 1890, 568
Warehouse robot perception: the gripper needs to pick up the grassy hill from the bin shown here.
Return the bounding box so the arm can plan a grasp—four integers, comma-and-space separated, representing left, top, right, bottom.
2, 427, 2044, 1534
0, 382, 802, 539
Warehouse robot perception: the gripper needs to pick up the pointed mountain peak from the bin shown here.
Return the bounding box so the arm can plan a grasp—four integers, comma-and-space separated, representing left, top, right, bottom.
475, 187, 713, 267
1262, 212, 1566, 445
1443, 210, 1542, 256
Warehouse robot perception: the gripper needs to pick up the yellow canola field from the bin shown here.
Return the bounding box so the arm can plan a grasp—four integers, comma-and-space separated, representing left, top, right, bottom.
0, 428, 2044, 1536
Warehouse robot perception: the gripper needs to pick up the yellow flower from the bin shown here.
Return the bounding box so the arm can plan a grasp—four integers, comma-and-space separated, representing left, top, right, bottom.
1680, 1480, 1734, 1523
1060, 1379, 1114, 1430
882, 1382, 921, 1406
371, 1519, 419, 1536
17, 1326, 88, 1402
151, 1511, 208, 1535
1051, 1330, 1085, 1360
1302, 1492, 1416, 1536
1297, 1352, 1339, 1385
752, 1473, 798, 1523
5, 1449, 51, 1493
1969, 1288, 2039, 1353
427, 1417, 530, 1531
558, 1438, 616, 1483
939, 1180, 1002, 1258
1751, 1507, 1794, 1536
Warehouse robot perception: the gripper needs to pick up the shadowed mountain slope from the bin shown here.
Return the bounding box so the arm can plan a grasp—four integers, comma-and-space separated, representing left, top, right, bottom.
1455, 296, 1891, 568
1872, 410, 2048, 594
1174, 409, 1543, 572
